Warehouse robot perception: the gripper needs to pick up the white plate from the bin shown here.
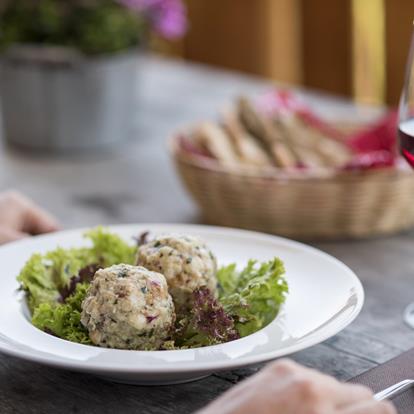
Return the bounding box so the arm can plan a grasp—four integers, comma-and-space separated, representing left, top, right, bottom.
0, 224, 364, 385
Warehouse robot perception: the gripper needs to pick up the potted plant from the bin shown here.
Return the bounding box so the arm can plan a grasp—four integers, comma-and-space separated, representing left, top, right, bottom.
0, 0, 187, 152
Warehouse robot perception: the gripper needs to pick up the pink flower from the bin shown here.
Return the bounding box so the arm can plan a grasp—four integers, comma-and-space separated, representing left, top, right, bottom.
119, 0, 187, 40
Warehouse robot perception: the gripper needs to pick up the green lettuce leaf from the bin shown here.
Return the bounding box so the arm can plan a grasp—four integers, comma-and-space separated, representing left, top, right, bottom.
83, 227, 136, 267
32, 283, 91, 344
17, 249, 85, 312
17, 227, 136, 312
217, 258, 288, 337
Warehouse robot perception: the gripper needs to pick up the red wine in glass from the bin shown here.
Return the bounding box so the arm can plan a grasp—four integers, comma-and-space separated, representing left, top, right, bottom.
399, 119, 414, 167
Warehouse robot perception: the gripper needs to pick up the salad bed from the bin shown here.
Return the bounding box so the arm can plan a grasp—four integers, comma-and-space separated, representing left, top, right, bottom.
17, 228, 289, 349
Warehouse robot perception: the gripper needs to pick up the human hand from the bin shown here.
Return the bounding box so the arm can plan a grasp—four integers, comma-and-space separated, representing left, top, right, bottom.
0, 191, 60, 244
197, 359, 395, 414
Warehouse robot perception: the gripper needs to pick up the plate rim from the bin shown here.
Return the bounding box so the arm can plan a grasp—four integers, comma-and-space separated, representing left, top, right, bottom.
0, 223, 364, 374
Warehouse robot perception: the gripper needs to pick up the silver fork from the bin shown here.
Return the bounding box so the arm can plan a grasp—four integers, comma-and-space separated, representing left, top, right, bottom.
374, 379, 414, 401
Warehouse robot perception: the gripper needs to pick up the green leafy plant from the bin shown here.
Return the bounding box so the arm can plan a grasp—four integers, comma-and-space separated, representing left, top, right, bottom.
0, 0, 186, 55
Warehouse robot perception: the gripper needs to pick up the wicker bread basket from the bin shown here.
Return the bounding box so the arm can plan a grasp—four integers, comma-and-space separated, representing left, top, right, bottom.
171, 136, 414, 240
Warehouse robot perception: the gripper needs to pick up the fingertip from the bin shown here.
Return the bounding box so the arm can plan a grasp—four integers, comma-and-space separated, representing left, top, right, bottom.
43, 219, 61, 233
25, 206, 61, 235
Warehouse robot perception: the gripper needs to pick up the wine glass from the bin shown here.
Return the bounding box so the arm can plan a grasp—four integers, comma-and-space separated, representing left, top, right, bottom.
399, 26, 414, 167
399, 26, 414, 328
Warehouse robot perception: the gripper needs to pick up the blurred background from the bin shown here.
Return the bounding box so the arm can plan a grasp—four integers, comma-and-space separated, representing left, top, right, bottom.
162, 0, 414, 106
1, 0, 414, 237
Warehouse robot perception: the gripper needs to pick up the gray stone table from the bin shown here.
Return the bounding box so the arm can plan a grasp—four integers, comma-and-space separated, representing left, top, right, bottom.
0, 54, 413, 413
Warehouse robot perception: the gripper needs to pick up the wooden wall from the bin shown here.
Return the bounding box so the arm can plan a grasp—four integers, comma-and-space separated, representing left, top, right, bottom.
385, 0, 414, 105
301, 0, 352, 97
173, 0, 414, 106
183, 0, 302, 85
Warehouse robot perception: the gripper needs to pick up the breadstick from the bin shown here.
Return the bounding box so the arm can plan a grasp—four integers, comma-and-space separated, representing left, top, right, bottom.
222, 110, 271, 166
276, 114, 351, 168
193, 122, 240, 166
237, 97, 297, 167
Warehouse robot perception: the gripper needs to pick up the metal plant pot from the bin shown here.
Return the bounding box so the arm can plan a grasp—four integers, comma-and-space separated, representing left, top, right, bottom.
0, 45, 140, 152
